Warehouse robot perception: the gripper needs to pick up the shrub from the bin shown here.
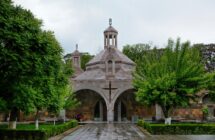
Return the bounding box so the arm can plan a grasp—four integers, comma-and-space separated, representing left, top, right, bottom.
137, 119, 215, 134
0, 119, 78, 140
137, 119, 144, 127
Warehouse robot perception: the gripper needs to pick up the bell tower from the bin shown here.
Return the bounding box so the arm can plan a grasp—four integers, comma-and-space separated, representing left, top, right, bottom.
104, 18, 118, 49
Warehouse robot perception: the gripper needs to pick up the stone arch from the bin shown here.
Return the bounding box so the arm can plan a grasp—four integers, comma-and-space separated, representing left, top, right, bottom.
202, 94, 215, 105
113, 88, 135, 121
112, 86, 134, 105
67, 89, 108, 121
202, 94, 215, 118
113, 88, 155, 122
74, 87, 108, 106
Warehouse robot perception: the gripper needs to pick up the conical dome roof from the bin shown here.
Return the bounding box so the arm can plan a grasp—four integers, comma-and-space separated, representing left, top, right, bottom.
104, 26, 118, 33
86, 47, 134, 66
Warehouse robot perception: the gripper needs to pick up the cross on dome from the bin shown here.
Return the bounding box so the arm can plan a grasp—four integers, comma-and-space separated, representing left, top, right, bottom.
109, 18, 112, 26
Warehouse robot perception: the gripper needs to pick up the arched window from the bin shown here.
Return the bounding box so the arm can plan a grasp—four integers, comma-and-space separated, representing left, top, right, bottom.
108, 60, 112, 73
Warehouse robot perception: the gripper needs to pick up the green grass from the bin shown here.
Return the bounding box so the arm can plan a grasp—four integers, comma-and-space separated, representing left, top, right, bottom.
0, 123, 65, 130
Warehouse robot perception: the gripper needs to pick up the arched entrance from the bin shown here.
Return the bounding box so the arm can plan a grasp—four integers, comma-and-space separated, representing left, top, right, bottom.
94, 99, 107, 121
66, 89, 107, 121
114, 89, 155, 122
114, 99, 127, 121
203, 94, 215, 118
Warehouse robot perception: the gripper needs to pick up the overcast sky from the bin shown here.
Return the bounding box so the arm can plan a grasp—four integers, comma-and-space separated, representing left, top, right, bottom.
14, 0, 215, 55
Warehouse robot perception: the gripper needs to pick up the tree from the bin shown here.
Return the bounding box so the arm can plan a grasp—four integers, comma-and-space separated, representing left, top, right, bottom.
123, 43, 152, 63
81, 53, 93, 70
133, 38, 215, 124
0, 0, 77, 129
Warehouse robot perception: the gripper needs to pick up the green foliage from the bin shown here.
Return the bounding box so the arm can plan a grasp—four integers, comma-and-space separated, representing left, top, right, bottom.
81, 53, 93, 70
137, 119, 145, 126
202, 105, 209, 120
0, 129, 46, 140
44, 120, 78, 137
123, 43, 152, 63
64, 59, 74, 77
202, 105, 209, 116
138, 120, 215, 134
0, 120, 78, 140
134, 38, 215, 118
63, 85, 80, 110
0, 98, 6, 111
0, 0, 77, 121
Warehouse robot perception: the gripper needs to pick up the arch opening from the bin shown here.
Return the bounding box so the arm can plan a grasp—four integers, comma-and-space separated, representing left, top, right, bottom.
113, 89, 155, 122
202, 94, 215, 117
66, 89, 107, 121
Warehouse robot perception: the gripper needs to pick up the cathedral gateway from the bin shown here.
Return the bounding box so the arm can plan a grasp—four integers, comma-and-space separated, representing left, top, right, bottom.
66, 20, 155, 122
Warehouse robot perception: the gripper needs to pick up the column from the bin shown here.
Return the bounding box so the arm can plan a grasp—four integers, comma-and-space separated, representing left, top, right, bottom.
107, 33, 110, 47
118, 101, 121, 122
112, 36, 114, 46
107, 104, 114, 123
115, 35, 117, 48
104, 35, 106, 48
99, 101, 103, 121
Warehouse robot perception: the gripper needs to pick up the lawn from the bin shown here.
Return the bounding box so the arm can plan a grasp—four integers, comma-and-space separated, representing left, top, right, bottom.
0, 120, 78, 140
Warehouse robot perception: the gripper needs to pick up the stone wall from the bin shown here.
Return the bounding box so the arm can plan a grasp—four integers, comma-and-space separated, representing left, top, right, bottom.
172, 108, 203, 120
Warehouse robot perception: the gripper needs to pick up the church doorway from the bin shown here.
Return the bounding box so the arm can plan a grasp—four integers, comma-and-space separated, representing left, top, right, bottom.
66, 89, 107, 121
114, 99, 127, 121
114, 89, 155, 122
94, 99, 107, 121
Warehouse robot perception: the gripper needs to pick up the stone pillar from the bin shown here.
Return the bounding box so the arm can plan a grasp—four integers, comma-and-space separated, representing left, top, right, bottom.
107, 105, 114, 123
118, 101, 121, 122
112, 36, 114, 46
107, 33, 110, 47
155, 104, 164, 120
115, 35, 117, 48
112, 61, 115, 75
99, 101, 103, 121
104, 35, 106, 48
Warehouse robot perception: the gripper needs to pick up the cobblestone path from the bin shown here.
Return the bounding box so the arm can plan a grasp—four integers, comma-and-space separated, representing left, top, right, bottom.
62, 123, 215, 140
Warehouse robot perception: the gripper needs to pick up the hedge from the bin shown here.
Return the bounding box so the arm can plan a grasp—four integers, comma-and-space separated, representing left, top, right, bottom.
137, 119, 215, 135
0, 119, 78, 140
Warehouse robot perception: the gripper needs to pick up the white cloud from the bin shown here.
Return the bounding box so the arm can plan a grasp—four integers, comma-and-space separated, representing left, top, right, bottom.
13, 0, 215, 55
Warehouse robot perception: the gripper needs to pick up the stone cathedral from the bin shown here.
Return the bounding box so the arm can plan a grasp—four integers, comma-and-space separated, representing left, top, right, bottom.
66, 19, 155, 122
66, 19, 215, 122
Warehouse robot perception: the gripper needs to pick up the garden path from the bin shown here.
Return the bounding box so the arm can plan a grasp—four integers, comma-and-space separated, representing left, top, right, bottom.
62, 123, 215, 140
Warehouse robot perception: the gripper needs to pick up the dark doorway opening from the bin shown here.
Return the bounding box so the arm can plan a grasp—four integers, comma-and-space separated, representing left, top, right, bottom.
114, 100, 127, 121
94, 99, 107, 121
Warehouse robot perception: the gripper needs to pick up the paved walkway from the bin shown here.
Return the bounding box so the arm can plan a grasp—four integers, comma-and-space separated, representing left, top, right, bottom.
62, 123, 215, 140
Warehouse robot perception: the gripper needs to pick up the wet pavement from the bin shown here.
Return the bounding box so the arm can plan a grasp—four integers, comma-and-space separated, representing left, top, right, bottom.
62, 123, 215, 140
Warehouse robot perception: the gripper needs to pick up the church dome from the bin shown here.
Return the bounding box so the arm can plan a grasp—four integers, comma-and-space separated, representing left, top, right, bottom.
104, 18, 118, 33
104, 26, 118, 33
86, 47, 135, 66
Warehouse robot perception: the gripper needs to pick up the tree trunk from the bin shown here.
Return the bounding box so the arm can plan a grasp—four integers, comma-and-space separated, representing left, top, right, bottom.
165, 117, 172, 125
9, 108, 18, 129
53, 116, 56, 126
35, 110, 39, 129
161, 105, 172, 125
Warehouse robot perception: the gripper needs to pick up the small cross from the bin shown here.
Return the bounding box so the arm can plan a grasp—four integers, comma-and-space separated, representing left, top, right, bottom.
103, 81, 117, 103
109, 18, 112, 26
76, 44, 78, 50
